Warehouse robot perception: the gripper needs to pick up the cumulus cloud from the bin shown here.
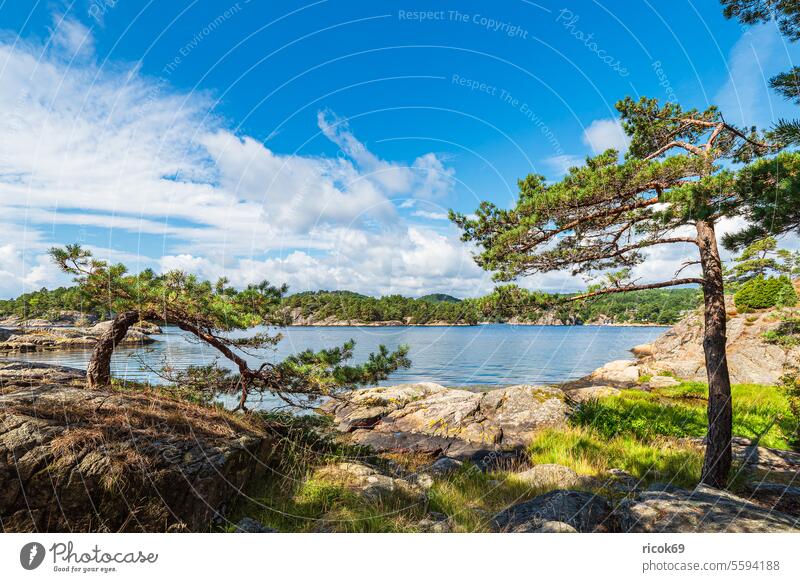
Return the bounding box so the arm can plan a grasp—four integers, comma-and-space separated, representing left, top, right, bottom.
158, 225, 491, 297
582, 118, 630, 153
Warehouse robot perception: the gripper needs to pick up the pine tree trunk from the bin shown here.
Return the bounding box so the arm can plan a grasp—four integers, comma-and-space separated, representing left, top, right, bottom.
696, 220, 732, 488
86, 310, 140, 388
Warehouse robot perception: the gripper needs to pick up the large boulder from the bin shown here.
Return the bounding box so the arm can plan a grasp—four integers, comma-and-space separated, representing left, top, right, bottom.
493, 490, 613, 532
586, 360, 641, 387
324, 383, 569, 459
617, 484, 800, 532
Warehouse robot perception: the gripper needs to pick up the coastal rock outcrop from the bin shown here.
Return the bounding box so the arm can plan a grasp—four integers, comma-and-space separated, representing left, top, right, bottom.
0, 311, 98, 328
585, 359, 641, 387
324, 383, 569, 460
0, 361, 276, 532
637, 302, 800, 385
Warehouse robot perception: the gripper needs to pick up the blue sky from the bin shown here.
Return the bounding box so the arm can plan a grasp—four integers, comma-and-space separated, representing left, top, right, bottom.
0, 0, 798, 298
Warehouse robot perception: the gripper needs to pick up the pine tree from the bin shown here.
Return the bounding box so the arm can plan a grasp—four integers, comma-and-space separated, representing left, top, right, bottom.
50, 245, 409, 409
451, 96, 793, 488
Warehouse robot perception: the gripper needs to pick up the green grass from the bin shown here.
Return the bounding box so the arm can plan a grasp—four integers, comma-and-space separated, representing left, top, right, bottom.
571, 382, 792, 449
237, 472, 428, 532
526, 426, 703, 489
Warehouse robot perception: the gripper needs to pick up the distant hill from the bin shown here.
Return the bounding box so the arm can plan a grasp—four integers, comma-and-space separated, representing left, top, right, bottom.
418, 294, 461, 303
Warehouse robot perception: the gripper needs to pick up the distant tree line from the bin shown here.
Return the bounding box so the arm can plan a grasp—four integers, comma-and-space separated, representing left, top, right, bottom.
1, 284, 701, 326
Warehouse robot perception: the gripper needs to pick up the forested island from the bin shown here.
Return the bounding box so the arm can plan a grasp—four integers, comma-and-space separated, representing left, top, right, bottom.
0, 284, 700, 327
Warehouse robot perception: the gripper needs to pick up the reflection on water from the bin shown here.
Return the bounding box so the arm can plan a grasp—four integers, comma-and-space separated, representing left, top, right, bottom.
15, 323, 665, 397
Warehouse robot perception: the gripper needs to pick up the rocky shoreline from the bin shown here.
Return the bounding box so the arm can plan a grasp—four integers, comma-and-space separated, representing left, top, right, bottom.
2, 357, 799, 533
2, 297, 799, 533
0, 322, 156, 353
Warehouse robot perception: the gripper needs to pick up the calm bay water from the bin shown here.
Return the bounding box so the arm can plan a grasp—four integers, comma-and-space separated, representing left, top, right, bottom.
16, 324, 665, 397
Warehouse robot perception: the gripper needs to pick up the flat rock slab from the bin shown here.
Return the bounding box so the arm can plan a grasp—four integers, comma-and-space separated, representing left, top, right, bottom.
617, 484, 800, 532
325, 383, 569, 459
0, 359, 85, 386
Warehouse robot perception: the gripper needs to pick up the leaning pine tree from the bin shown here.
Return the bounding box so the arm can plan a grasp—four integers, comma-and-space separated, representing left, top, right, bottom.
451, 96, 798, 487
51, 245, 410, 410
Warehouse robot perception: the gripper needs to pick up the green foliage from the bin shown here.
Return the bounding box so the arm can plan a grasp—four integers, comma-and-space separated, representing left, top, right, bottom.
724, 152, 800, 250
452, 95, 780, 310
417, 293, 460, 303
282, 290, 478, 325
770, 116, 800, 146
1, 284, 702, 326
733, 275, 798, 311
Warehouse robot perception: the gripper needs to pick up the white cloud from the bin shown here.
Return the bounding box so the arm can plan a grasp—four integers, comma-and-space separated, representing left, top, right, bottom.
50, 15, 94, 59
0, 23, 470, 298
582, 118, 630, 153
317, 110, 454, 199
411, 210, 449, 221
543, 154, 584, 176
714, 23, 799, 129
158, 225, 491, 297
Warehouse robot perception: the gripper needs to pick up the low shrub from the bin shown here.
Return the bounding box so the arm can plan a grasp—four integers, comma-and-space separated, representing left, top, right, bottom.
734, 275, 798, 311
763, 316, 800, 348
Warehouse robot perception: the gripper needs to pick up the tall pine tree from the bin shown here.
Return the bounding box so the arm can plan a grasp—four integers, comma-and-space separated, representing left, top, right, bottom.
452, 97, 795, 487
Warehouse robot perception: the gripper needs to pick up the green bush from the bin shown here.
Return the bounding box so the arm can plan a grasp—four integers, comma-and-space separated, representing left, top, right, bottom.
734, 275, 798, 311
